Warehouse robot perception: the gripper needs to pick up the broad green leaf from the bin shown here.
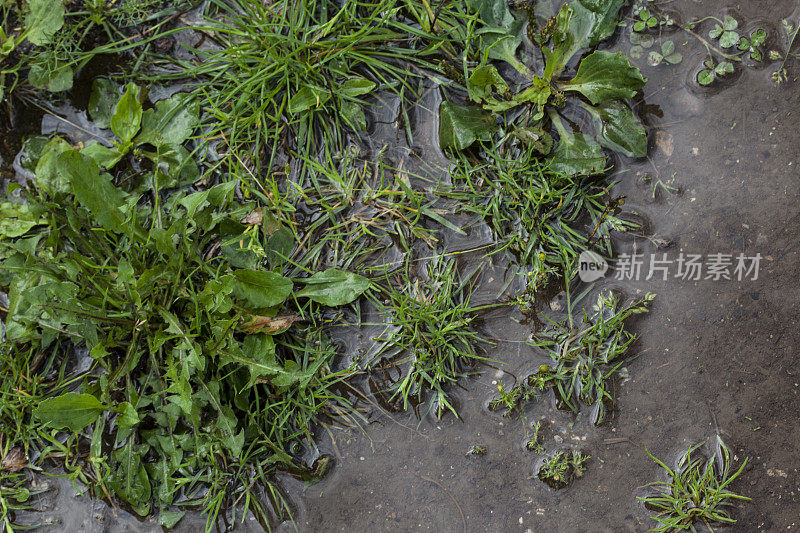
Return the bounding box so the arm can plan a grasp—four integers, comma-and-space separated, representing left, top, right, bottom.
545, 0, 625, 77
25, 0, 65, 46
137, 93, 199, 147
111, 83, 142, 143
242, 334, 279, 385
81, 142, 124, 168
466, 0, 527, 72
340, 78, 376, 97
288, 86, 330, 114
511, 126, 553, 154
296, 269, 370, 306
468, 64, 509, 103
115, 402, 141, 428
584, 100, 647, 158
34, 136, 71, 194
271, 360, 314, 388
232, 269, 293, 308
57, 150, 129, 234
340, 100, 367, 131
569, 0, 626, 50
439, 101, 497, 151
88, 78, 122, 129
33, 392, 105, 432
28, 62, 73, 92
551, 132, 606, 175
158, 510, 185, 528
563, 51, 646, 104
0, 202, 45, 238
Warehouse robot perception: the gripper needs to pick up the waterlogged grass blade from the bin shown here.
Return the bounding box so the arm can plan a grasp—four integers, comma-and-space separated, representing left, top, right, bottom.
296, 269, 370, 306
33, 392, 105, 432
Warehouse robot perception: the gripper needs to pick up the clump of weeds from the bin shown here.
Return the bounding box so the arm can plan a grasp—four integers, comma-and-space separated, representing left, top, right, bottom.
638, 437, 750, 532
537, 449, 590, 489
531, 281, 654, 422
370, 256, 496, 418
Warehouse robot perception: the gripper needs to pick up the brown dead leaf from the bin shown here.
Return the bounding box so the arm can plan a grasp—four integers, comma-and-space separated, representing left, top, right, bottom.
241, 315, 303, 334
242, 208, 263, 226
1, 447, 27, 472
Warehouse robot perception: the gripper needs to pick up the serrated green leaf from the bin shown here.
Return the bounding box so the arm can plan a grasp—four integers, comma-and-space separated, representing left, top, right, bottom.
57, 149, 130, 234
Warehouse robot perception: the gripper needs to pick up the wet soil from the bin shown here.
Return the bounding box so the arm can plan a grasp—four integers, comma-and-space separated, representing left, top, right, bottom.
9, 0, 800, 531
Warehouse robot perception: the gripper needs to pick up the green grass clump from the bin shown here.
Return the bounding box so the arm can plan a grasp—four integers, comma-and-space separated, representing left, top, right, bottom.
371, 256, 491, 418
161, 0, 474, 178
445, 143, 635, 290
639, 437, 750, 532
537, 449, 590, 489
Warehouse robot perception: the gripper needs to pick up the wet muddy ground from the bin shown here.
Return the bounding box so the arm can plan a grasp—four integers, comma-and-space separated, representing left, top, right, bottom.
9, 0, 800, 531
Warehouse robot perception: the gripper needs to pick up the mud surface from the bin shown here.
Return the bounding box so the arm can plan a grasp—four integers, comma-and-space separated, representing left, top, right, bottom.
9, 0, 800, 531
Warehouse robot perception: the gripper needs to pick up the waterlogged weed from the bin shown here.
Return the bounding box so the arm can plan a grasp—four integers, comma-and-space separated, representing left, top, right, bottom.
708, 16, 740, 49
370, 257, 492, 418
638, 437, 750, 532
698, 59, 735, 85
648, 41, 683, 66
537, 449, 590, 489
633, 9, 659, 32
738, 29, 767, 61
441, 0, 648, 170
525, 420, 545, 454
531, 289, 654, 422
465, 445, 487, 457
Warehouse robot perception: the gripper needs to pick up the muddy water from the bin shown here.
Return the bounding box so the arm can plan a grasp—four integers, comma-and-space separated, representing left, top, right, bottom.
12, 0, 800, 531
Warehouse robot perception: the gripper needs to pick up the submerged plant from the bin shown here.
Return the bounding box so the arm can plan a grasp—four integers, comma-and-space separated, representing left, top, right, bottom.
537, 449, 590, 488
440, 0, 648, 174
531, 288, 654, 422
370, 256, 491, 418
639, 437, 750, 532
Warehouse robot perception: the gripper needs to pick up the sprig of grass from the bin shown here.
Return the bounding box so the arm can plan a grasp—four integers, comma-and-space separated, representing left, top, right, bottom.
370, 256, 494, 418
639, 437, 750, 532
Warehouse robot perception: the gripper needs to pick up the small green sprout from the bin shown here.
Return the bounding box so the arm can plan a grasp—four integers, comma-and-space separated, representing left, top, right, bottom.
633, 9, 659, 32
638, 437, 750, 532
466, 445, 487, 457
525, 421, 545, 454
709, 16, 740, 49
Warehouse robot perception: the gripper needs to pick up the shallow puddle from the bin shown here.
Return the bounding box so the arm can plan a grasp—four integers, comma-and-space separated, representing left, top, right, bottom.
8, 0, 800, 531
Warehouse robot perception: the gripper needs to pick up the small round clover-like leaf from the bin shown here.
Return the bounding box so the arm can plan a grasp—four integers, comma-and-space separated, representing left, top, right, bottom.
750, 50, 763, 61
661, 40, 675, 56
719, 30, 740, 48
715, 61, 734, 75
665, 52, 683, 64
634, 20, 646, 32
697, 69, 715, 85
630, 45, 644, 59
709, 25, 723, 39
751, 29, 767, 46
646, 16, 658, 28
648, 51, 663, 66
722, 15, 738, 31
